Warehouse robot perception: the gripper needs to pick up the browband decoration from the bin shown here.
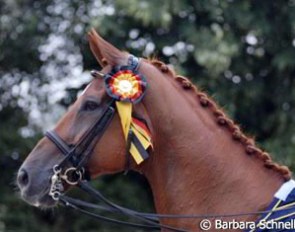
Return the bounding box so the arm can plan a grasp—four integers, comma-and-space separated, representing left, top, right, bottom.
104, 66, 147, 103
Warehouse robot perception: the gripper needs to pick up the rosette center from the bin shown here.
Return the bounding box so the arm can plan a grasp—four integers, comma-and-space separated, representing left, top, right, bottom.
118, 80, 133, 93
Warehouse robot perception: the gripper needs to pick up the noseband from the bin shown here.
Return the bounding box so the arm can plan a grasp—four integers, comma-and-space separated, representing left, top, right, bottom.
45, 100, 115, 200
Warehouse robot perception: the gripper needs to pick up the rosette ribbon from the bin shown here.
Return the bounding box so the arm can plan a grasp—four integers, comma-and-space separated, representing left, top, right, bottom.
104, 59, 152, 164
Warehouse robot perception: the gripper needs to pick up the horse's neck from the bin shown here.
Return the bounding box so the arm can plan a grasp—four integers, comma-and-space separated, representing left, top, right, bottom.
140, 71, 284, 227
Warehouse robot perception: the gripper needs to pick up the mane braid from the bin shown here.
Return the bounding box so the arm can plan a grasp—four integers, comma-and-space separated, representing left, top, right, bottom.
150, 59, 291, 181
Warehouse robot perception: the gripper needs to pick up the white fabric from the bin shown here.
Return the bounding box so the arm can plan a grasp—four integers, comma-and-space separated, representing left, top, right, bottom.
274, 179, 295, 201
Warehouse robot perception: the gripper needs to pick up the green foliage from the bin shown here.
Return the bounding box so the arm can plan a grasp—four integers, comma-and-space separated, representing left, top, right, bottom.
1, 0, 295, 231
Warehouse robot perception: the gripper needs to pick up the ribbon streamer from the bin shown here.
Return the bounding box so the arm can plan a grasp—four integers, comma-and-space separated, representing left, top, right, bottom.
116, 101, 152, 164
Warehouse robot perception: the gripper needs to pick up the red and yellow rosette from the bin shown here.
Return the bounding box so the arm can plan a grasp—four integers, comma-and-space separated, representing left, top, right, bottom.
104, 67, 147, 103
104, 66, 151, 164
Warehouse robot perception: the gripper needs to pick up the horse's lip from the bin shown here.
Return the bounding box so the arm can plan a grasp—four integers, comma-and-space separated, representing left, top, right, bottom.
20, 188, 58, 208
36, 194, 59, 208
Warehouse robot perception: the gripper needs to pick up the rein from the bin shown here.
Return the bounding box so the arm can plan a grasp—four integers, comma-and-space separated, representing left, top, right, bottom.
58, 180, 295, 232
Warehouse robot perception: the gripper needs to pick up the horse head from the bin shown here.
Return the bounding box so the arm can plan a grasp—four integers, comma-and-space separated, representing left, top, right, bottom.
17, 29, 155, 207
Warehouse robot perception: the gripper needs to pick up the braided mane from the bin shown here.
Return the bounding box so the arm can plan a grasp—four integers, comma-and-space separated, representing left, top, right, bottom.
149, 59, 291, 181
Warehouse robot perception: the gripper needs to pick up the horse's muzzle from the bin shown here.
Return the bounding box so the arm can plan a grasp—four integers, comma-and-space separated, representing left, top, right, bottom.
17, 166, 57, 208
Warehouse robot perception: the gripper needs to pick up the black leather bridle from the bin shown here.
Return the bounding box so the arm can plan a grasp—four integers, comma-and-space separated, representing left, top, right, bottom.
45, 99, 115, 199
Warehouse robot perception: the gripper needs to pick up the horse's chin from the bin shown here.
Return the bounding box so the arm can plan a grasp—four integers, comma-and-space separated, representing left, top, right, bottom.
20, 190, 58, 208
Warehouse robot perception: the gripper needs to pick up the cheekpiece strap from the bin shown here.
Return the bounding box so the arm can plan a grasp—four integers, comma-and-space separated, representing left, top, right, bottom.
128, 55, 141, 71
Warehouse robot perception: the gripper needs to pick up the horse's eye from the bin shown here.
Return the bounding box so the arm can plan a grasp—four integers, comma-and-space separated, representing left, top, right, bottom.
83, 101, 100, 111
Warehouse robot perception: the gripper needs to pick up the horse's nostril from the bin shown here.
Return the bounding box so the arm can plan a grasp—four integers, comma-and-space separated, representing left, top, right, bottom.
17, 169, 29, 188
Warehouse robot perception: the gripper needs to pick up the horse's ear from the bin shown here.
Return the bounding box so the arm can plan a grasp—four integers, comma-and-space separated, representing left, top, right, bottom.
88, 28, 128, 67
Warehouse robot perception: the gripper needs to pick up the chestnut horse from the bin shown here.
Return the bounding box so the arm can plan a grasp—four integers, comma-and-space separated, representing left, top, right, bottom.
17, 29, 293, 231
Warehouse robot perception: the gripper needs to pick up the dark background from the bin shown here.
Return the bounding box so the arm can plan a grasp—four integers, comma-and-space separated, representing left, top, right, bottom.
1, 0, 295, 231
